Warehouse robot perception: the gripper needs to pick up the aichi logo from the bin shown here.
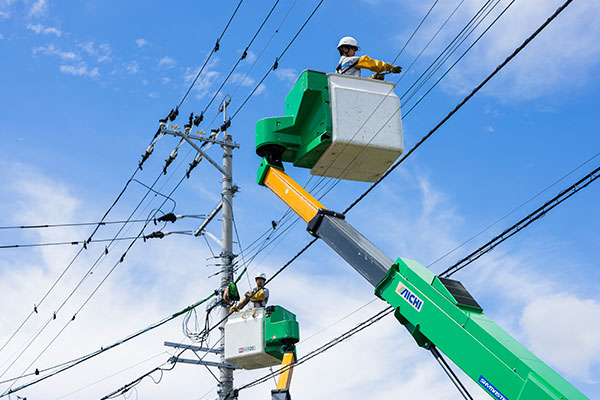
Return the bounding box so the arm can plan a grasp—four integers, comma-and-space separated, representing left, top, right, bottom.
395, 283, 423, 312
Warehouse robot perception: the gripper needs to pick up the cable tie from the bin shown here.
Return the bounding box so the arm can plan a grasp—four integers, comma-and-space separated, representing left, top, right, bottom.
71, 315, 76, 321
241, 48, 248, 60
271, 220, 277, 229
33, 305, 38, 313
53, 312, 56, 320
71, 241, 78, 245
272, 57, 279, 70
104, 246, 109, 255
83, 241, 87, 250
214, 38, 220, 52
119, 254, 125, 263
35, 368, 39, 376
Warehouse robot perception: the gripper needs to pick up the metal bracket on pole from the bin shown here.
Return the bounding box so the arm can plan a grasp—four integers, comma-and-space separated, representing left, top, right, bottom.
195, 201, 223, 236
163, 129, 231, 178
164, 341, 223, 355
169, 357, 241, 369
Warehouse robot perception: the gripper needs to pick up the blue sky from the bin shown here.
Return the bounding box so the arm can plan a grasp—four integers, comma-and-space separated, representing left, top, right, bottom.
1, 0, 599, 399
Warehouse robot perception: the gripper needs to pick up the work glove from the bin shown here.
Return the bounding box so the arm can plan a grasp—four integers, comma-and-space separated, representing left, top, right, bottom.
390, 65, 402, 73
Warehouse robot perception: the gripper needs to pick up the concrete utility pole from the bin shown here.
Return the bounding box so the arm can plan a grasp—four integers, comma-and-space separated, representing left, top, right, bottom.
161, 95, 240, 400
218, 95, 235, 400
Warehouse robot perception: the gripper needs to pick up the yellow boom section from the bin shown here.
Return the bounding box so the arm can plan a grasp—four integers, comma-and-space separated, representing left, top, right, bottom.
263, 166, 324, 223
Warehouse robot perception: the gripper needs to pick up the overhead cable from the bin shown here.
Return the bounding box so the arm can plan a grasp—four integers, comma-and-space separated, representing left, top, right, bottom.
343, 0, 574, 215
426, 152, 600, 269
230, 0, 324, 120
0, 293, 215, 397
440, 163, 600, 278
200, 0, 281, 117
225, 307, 394, 398
176, 0, 245, 110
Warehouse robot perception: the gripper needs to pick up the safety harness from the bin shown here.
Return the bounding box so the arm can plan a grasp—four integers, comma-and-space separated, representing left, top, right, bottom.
336, 59, 359, 75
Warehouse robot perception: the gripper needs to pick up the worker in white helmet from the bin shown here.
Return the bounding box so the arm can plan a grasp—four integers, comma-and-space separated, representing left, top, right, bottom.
246, 273, 269, 308
336, 36, 402, 77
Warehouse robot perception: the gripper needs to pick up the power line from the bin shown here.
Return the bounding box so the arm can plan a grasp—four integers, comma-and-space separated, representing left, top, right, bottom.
200, 0, 281, 117
343, 0, 573, 215
204, 0, 301, 129
1, 168, 193, 391
0, 292, 216, 397
402, 0, 515, 117
0, 232, 192, 249
177, 0, 245, 109
426, 151, 600, 269
440, 163, 600, 278
229, 0, 324, 120
225, 307, 394, 398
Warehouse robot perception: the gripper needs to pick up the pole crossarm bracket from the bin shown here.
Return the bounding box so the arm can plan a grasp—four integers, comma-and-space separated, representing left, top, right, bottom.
169, 357, 241, 369
163, 128, 240, 148
163, 129, 231, 178
164, 341, 223, 355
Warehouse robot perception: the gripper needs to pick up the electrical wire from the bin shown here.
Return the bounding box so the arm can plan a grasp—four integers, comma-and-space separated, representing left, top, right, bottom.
0, 233, 193, 249
229, 0, 324, 120
426, 151, 600, 269
200, 0, 281, 117
224, 307, 394, 398
0, 293, 215, 397
440, 163, 600, 278
176, 0, 245, 109
205, 0, 301, 129
1, 168, 193, 392
343, 0, 573, 215
54, 351, 168, 400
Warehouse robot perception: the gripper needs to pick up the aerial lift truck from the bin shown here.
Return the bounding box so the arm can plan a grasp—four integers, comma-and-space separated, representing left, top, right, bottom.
252, 70, 589, 400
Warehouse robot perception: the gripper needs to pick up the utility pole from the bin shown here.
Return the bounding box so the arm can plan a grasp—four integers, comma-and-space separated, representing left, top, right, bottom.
161, 95, 239, 400
218, 95, 235, 400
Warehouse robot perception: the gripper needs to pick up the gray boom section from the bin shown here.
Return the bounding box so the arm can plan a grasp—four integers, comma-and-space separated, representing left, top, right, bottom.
308, 211, 391, 287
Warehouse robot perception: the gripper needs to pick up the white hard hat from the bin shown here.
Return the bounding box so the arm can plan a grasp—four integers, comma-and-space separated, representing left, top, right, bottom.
255, 273, 267, 280
337, 36, 360, 51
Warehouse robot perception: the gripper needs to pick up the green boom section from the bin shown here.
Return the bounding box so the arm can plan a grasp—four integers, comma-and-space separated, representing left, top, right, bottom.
375, 258, 589, 400
264, 306, 300, 361
255, 70, 332, 170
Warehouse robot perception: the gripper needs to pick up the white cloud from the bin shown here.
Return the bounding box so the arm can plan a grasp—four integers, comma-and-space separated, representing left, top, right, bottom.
27, 23, 61, 36
135, 38, 149, 47
97, 43, 112, 63
274, 67, 297, 86
0, 33, 4, 40
60, 64, 99, 78
148, 92, 159, 99
520, 294, 600, 381
183, 66, 221, 99
230, 72, 255, 88
0, 10, 9, 19
126, 60, 139, 74
161, 77, 170, 85
158, 56, 176, 68
28, 0, 48, 17
34, 44, 79, 61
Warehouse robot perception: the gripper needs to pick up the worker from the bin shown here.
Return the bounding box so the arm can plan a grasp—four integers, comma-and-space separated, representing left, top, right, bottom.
336, 36, 402, 78
246, 273, 269, 308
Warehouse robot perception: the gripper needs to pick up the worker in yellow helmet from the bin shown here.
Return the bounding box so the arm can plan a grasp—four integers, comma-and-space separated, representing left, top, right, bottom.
335, 36, 402, 77
246, 273, 269, 308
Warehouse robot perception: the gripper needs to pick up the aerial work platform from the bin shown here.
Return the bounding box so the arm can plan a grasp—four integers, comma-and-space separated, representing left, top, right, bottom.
255, 70, 403, 182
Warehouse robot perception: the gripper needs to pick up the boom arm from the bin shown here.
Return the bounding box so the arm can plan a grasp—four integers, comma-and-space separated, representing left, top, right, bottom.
259, 161, 589, 400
